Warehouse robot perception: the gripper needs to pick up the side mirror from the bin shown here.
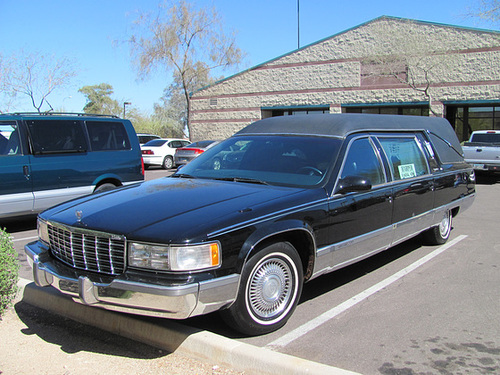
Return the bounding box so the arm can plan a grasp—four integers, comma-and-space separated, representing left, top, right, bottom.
336, 176, 372, 194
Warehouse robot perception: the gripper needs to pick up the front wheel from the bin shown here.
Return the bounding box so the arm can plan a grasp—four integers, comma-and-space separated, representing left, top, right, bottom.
423, 209, 452, 245
221, 242, 303, 335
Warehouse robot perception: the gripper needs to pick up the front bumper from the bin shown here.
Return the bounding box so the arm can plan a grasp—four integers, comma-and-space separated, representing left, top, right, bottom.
25, 240, 239, 319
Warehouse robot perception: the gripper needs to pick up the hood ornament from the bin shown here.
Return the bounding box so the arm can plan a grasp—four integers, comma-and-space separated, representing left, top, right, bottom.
75, 210, 83, 223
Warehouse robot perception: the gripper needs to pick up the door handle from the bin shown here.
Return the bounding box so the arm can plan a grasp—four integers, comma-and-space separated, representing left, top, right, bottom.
23, 165, 30, 180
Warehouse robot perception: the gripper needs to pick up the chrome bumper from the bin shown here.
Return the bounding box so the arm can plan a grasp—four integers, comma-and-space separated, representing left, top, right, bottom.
25, 241, 239, 319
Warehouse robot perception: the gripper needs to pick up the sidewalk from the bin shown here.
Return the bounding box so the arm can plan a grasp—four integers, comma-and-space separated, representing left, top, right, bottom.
0, 279, 359, 375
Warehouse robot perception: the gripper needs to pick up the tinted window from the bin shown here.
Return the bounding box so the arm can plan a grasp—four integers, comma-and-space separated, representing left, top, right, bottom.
87, 121, 131, 151
470, 133, 500, 143
379, 137, 429, 180
341, 138, 385, 185
0, 122, 21, 156
145, 140, 167, 147
27, 120, 87, 154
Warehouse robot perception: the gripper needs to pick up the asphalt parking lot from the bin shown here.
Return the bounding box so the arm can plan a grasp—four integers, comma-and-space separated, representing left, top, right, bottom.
6, 170, 500, 374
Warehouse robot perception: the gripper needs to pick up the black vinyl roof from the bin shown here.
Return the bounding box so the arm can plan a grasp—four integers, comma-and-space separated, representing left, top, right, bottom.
235, 114, 464, 163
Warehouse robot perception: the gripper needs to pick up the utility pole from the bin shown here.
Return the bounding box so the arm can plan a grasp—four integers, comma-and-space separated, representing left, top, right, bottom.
297, 0, 300, 49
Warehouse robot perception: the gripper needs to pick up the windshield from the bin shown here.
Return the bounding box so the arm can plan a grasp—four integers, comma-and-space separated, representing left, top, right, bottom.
173, 135, 341, 187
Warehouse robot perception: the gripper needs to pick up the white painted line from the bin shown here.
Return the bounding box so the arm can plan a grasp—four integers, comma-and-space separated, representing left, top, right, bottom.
266, 235, 468, 349
12, 236, 38, 243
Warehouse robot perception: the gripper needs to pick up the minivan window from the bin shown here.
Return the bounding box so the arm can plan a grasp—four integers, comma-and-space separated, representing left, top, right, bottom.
87, 121, 131, 151
379, 137, 429, 180
340, 137, 385, 185
27, 120, 87, 154
0, 122, 21, 156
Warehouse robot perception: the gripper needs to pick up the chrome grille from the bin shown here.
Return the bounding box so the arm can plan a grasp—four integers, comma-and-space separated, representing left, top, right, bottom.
47, 223, 126, 275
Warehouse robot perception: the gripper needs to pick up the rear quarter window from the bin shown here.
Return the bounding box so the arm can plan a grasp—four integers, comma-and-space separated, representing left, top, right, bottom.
86, 121, 131, 151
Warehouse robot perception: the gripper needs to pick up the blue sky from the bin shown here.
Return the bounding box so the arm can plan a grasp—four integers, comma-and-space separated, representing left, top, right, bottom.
0, 0, 496, 114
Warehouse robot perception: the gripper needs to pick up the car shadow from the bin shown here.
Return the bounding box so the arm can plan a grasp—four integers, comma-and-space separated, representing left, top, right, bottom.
475, 172, 500, 185
14, 301, 166, 359
0, 216, 37, 233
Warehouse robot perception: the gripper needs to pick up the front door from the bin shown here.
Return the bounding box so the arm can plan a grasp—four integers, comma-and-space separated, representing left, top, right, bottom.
0, 121, 33, 217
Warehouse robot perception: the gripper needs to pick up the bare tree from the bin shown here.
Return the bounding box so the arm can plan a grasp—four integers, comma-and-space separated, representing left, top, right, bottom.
128, 0, 242, 136
361, 18, 458, 116
468, 0, 500, 24
2, 50, 77, 113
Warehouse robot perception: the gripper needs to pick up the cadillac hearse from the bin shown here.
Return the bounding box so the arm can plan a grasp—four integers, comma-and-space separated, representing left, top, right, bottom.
25, 114, 475, 335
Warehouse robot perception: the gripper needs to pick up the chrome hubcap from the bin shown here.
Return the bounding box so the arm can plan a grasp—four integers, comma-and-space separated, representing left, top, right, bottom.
248, 257, 293, 320
439, 211, 451, 238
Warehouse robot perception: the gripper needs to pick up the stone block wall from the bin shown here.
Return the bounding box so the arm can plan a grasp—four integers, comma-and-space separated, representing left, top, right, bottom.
190, 17, 500, 141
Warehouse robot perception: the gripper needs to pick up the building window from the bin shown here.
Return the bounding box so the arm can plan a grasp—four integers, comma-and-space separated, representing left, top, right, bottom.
446, 104, 500, 142
344, 105, 429, 116
262, 106, 330, 118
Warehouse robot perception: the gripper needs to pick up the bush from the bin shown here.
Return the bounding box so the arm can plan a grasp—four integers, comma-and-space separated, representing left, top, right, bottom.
0, 228, 19, 319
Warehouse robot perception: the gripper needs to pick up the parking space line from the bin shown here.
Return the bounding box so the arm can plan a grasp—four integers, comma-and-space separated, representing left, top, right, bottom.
12, 236, 38, 243
266, 235, 468, 349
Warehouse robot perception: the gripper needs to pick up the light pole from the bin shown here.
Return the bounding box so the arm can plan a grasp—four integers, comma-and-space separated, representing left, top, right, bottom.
123, 102, 131, 118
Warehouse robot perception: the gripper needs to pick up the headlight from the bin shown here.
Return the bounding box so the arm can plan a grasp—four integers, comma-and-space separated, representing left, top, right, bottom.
38, 218, 50, 244
128, 242, 220, 272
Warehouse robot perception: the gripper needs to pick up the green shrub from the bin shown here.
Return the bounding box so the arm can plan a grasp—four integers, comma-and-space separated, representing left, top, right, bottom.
0, 228, 19, 319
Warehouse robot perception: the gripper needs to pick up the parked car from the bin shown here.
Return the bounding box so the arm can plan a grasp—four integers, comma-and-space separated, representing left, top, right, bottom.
0, 112, 144, 220
26, 114, 475, 335
174, 140, 220, 167
141, 138, 190, 169
462, 130, 500, 173
137, 133, 161, 146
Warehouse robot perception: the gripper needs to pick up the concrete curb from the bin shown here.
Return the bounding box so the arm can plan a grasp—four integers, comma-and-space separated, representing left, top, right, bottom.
17, 278, 360, 375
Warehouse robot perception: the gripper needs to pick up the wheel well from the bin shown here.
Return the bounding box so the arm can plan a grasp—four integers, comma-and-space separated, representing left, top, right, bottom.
249, 230, 315, 281
95, 178, 121, 191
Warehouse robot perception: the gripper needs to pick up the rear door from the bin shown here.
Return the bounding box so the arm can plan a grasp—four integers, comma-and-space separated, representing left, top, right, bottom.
377, 134, 434, 243
0, 121, 33, 217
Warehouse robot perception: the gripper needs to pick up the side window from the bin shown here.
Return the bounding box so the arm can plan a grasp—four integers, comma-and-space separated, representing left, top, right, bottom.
27, 120, 87, 154
378, 137, 429, 180
87, 121, 131, 151
0, 122, 21, 156
340, 137, 385, 185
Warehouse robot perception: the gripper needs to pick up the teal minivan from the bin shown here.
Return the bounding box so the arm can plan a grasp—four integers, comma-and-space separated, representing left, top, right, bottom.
0, 113, 144, 219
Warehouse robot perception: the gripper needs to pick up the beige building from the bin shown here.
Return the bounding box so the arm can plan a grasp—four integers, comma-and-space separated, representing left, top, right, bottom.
190, 16, 500, 142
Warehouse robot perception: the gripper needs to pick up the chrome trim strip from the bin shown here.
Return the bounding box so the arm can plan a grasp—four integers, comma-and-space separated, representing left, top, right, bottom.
311, 194, 475, 280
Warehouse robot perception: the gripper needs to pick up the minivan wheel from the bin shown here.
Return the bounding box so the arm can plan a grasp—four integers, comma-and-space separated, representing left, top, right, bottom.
94, 183, 117, 194
221, 242, 303, 336
163, 156, 174, 169
423, 209, 452, 245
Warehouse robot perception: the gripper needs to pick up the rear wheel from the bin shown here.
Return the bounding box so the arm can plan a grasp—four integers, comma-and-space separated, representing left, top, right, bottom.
162, 155, 174, 169
221, 242, 303, 335
423, 209, 452, 245
94, 183, 117, 194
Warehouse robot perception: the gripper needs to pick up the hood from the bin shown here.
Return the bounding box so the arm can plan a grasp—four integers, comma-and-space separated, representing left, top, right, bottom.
42, 177, 314, 243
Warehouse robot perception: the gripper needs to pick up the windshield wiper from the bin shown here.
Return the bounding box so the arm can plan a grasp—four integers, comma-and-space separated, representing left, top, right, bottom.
215, 177, 269, 185
171, 173, 196, 179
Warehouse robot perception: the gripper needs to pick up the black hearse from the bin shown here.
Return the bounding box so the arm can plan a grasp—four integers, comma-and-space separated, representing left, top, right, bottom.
26, 114, 475, 335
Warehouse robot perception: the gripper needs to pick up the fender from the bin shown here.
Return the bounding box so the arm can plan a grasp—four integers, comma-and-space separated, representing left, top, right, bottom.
237, 219, 316, 273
